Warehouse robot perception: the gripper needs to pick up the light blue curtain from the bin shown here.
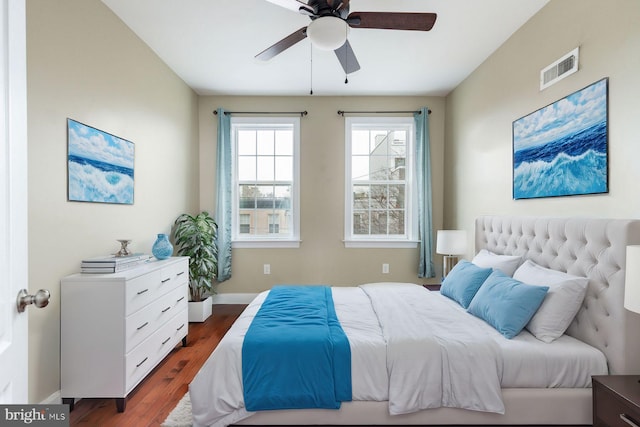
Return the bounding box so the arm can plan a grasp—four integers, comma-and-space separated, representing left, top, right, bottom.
215, 108, 232, 281
415, 107, 435, 278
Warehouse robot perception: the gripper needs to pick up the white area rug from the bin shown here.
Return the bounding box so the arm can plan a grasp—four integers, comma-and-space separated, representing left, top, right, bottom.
162, 393, 192, 427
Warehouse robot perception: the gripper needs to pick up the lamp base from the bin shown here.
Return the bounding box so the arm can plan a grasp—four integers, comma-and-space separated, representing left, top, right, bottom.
442, 255, 459, 278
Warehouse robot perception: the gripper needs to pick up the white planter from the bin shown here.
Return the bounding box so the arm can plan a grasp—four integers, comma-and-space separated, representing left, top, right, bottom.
188, 295, 213, 322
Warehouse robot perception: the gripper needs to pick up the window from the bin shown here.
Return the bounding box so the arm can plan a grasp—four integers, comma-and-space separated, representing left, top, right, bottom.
344, 117, 418, 248
231, 117, 300, 248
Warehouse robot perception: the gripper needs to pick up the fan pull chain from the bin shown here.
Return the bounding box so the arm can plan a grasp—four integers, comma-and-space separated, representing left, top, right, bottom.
344, 26, 349, 84
310, 43, 313, 95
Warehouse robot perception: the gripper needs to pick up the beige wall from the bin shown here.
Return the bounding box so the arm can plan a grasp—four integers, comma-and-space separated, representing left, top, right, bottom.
445, 0, 640, 258
199, 96, 446, 293
26, 0, 199, 403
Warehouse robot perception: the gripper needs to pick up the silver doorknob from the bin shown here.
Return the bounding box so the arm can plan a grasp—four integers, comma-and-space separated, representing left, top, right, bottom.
16, 289, 50, 313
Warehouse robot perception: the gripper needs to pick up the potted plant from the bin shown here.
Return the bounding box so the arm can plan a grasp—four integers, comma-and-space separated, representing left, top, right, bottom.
173, 211, 218, 322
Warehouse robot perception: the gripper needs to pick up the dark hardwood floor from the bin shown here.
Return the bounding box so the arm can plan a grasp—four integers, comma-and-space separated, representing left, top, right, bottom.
69, 304, 245, 427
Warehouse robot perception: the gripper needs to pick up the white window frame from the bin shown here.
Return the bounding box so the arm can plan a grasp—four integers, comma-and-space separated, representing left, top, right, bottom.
231, 116, 300, 249
344, 116, 419, 248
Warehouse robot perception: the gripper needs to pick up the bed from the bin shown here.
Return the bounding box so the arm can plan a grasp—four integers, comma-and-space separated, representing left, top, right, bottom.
189, 216, 640, 426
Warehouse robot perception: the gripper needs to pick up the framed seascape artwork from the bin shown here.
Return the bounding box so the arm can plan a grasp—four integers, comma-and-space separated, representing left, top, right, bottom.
67, 118, 135, 204
512, 77, 608, 200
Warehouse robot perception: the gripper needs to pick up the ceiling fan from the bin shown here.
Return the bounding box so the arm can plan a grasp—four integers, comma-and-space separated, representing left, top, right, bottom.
256, 0, 437, 74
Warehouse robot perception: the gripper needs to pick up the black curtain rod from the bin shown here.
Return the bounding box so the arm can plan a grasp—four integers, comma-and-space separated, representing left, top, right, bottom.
213, 110, 308, 117
337, 109, 431, 116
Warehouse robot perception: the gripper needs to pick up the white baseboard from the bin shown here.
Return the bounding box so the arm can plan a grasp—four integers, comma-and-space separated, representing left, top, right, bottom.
40, 390, 62, 404
211, 293, 257, 304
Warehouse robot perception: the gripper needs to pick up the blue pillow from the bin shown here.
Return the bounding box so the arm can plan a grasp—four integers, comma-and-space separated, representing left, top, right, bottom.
440, 260, 493, 308
467, 270, 549, 339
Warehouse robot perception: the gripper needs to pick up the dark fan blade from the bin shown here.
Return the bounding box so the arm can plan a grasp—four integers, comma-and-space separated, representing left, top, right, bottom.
347, 12, 437, 31
334, 40, 360, 74
256, 27, 308, 61
264, 0, 315, 15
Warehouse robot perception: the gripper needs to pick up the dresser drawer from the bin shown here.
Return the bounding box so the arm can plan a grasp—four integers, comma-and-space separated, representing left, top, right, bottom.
125, 308, 188, 392
594, 381, 640, 427
157, 261, 188, 294
125, 270, 162, 315
125, 285, 188, 352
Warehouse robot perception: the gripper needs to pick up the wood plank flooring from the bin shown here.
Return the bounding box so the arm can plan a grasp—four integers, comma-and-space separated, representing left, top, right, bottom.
69, 304, 245, 427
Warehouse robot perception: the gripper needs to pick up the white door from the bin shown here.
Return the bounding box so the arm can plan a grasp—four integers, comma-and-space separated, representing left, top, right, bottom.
0, 0, 29, 404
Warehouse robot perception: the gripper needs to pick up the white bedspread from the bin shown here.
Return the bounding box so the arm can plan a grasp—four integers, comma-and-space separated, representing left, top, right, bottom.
360, 283, 504, 415
190, 283, 605, 427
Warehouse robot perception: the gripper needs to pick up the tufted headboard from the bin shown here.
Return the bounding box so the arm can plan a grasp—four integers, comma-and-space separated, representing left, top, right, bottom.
475, 216, 640, 375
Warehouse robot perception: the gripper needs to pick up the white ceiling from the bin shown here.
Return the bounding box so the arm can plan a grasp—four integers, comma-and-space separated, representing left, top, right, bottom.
101, 0, 549, 97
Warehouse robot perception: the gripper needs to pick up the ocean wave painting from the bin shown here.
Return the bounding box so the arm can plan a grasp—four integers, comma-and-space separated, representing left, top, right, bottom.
67, 119, 135, 204
512, 78, 608, 199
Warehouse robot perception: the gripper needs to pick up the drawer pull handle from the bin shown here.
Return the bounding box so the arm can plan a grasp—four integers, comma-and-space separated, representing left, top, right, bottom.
621, 413, 640, 427
136, 322, 149, 330
161, 278, 171, 283
161, 306, 171, 313
137, 288, 149, 295
136, 357, 148, 368
177, 271, 185, 276
177, 324, 185, 331
177, 296, 185, 303
161, 337, 171, 345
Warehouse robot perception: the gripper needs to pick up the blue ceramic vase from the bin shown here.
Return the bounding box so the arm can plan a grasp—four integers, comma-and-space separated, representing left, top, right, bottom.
152, 233, 173, 260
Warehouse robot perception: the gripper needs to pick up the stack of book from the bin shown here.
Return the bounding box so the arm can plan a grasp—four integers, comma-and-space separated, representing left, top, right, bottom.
81, 253, 153, 274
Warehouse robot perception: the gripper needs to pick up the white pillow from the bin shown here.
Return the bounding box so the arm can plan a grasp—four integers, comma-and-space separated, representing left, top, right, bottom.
513, 260, 589, 343
472, 249, 523, 276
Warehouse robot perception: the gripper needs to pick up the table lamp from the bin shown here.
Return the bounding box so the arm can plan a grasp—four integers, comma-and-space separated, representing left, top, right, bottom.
436, 230, 467, 278
624, 245, 640, 313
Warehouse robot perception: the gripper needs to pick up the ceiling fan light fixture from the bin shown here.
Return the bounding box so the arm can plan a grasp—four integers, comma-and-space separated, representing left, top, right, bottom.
307, 16, 349, 51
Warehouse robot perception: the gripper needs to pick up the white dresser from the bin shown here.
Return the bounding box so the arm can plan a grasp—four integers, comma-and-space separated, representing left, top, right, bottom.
60, 257, 189, 412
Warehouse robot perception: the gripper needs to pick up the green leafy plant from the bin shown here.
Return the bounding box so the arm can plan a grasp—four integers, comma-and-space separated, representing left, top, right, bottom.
173, 211, 218, 302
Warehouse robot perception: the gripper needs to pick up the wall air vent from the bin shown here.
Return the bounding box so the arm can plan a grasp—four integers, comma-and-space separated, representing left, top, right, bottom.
540, 47, 579, 90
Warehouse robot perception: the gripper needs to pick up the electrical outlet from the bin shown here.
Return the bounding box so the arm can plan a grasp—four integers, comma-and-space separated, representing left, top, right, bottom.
382, 263, 389, 274
263, 264, 270, 275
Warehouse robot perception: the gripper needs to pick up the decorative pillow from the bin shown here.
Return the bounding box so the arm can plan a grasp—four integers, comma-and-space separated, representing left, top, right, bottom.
440, 260, 493, 308
467, 270, 549, 339
513, 260, 589, 343
472, 249, 523, 277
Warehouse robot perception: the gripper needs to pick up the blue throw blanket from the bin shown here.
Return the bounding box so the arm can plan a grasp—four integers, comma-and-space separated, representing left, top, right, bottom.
242, 285, 352, 411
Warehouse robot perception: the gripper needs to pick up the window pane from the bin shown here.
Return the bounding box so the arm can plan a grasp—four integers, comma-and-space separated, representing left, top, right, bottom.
353, 185, 369, 209
239, 213, 251, 234
352, 156, 370, 181
389, 184, 405, 208
237, 130, 256, 155
256, 185, 274, 209
352, 130, 370, 155
257, 130, 274, 155
369, 156, 391, 180
238, 156, 256, 181
275, 130, 293, 155
370, 211, 388, 234
257, 156, 274, 181
388, 210, 405, 235
371, 131, 391, 154
274, 185, 291, 209
370, 185, 388, 209
353, 211, 369, 235
239, 185, 257, 209
274, 156, 292, 181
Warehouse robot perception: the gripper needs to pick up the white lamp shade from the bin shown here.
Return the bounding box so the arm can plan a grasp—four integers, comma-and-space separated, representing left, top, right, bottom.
436, 230, 467, 255
624, 245, 640, 313
307, 16, 349, 51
